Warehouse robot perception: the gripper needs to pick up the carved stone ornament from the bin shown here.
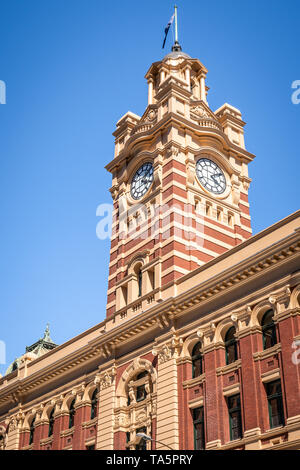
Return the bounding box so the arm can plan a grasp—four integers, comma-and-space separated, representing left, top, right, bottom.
158, 344, 173, 364
99, 368, 116, 390
144, 109, 157, 123
9, 418, 16, 432
190, 105, 210, 119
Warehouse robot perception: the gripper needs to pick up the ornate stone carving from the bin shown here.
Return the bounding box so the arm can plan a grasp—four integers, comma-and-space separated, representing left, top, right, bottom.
144, 109, 157, 123
98, 367, 116, 391
158, 344, 173, 363
190, 105, 210, 119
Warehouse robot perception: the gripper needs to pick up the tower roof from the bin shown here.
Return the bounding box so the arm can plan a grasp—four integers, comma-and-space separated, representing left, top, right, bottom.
163, 40, 191, 61
5, 324, 58, 376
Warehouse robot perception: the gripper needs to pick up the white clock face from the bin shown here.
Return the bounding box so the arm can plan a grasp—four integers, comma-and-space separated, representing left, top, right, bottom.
196, 158, 227, 195
130, 162, 154, 200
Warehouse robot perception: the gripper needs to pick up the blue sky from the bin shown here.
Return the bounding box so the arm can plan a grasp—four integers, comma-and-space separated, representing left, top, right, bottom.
0, 0, 299, 375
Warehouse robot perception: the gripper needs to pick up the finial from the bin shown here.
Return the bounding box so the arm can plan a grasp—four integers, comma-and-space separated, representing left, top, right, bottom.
43, 323, 51, 341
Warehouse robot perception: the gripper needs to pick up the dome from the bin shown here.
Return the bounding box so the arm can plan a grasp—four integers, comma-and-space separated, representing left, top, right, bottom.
163, 41, 191, 62
163, 51, 191, 61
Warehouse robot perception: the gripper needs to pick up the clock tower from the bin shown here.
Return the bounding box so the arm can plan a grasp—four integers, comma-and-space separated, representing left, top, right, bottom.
105, 41, 255, 319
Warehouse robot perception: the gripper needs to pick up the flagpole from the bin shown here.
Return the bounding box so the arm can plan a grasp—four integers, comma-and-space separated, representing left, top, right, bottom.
174, 5, 178, 43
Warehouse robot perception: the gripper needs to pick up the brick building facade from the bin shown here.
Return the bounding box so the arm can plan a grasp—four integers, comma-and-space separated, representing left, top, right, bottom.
0, 41, 299, 451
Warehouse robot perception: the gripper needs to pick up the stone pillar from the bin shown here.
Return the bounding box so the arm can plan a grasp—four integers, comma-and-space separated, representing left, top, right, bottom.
156, 344, 179, 450
185, 67, 191, 88
200, 75, 206, 103
96, 367, 116, 450
148, 79, 154, 105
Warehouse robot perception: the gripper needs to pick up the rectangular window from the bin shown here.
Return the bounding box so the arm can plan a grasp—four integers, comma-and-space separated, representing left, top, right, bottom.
266, 380, 284, 428
136, 384, 146, 402
228, 395, 242, 441
86, 444, 95, 450
193, 407, 205, 450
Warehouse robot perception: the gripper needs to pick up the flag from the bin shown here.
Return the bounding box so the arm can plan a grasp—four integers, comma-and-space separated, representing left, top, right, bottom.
162, 13, 175, 49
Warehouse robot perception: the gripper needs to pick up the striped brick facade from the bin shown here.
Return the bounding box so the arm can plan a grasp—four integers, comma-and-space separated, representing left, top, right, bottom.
105, 51, 253, 318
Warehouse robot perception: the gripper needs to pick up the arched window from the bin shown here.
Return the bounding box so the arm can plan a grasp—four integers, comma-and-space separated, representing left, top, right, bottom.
29, 417, 35, 445
192, 343, 203, 378
48, 408, 55, 437
138, 268, 142, 297
262, 310, 277, 350
127, 370, 150, 405
91, 389, 98, 420
225, 327, 238, 365
69, 399, 76, 429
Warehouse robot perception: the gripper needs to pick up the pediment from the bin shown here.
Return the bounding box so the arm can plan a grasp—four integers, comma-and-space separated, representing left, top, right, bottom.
190, 101, 218, 122
131, 105, 158, 136
139, 105, 158, 124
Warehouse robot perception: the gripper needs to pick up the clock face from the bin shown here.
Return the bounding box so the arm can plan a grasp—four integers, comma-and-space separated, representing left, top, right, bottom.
130, 162, 154, 200
196, 158, 227, 195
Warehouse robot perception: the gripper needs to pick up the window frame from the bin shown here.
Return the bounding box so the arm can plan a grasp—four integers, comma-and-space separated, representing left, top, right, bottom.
191, 342, 203, 379
225, 327, 238, 365
29, 417, 35, 445
227, 394, 243, 441
48, 408, 55, 437
69, 399, 76, 429
90, 389, 98, 420
266, 380, 285, 429
262, 310, 277, 350
193, 407, 205, 450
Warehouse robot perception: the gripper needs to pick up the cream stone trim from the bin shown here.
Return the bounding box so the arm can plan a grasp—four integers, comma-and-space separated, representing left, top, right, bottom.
162, 265, 189, 277
162, 166, 187, 180
60, 427, 74, 438
223, 383, 240, 397
81, 417, 97, 429
206, 439, 222, 449
182, 374, 206, 390
243, 427, 261, 438
188, 397, 204, 408
261, 368, 281, 383
286, 415, 300, 426
85, 438, 96, 447
275, 307, 300, 323
39, 435, 54, 446
21, 444, 34, 451
156, 355, 179, 450
253, 344, 282, 362
216, 359, 241, 376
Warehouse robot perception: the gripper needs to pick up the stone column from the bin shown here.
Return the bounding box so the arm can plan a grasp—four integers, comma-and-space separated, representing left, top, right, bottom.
200, 75, 206, 103
96, 367, 116, 450
148, 79, 154, 105
156, 344, 179, 450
